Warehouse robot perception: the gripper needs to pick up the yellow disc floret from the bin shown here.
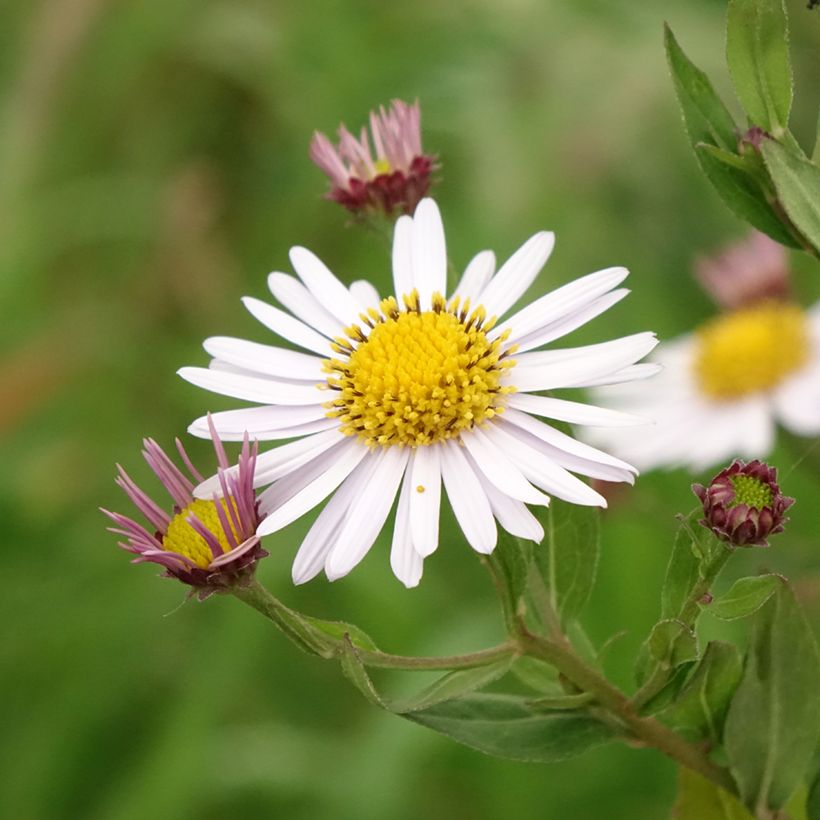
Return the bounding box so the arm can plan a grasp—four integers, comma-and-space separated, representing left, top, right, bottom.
693, 301, 809, 401
325, 291, 517, 447
163, 498, 240, 568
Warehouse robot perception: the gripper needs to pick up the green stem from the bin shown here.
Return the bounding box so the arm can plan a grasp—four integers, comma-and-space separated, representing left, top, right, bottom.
520, 629, 736, 795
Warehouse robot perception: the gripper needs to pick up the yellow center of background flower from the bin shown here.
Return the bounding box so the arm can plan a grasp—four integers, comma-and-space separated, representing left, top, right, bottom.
693, 301, 808, 401
325, 292, 516, 447
163, 498, 240, 568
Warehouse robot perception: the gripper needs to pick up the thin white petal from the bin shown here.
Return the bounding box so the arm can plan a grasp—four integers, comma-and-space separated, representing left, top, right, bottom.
409, 446, 442, 558
452, 250, 495, 302
460, 427, 549, 505
242, 296, 332, 356
267, 272, 344, 339
506, 393, 649, 427
485, 423, 607, 507
391, 467, 423, 588
192, 416, 335, 442
775, 360, 820, 435
475, 469, 545, 542
513, 288, 630, 353
350, 279, 382, 310
325, 447, 410, 580
292, 457, 376, 584
256, 440, 368, 536
202, 337, 326, 381
178, 366, 326, 406
494, 267, 629, 342
289, 246, 362, 326
476, 231, 555, 319
188, 405, 327, 437
511, 333, 658, 392
392, 215, 414, 301
411, 198, 447, 309
578, 362, 663, 388
439, 440, 497, 554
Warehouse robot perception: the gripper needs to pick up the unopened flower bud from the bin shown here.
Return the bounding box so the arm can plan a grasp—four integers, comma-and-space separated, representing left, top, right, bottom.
693, 459, 793, 547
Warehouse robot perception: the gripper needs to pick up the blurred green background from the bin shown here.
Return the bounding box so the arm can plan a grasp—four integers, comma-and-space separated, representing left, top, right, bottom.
2, 1, 820, 818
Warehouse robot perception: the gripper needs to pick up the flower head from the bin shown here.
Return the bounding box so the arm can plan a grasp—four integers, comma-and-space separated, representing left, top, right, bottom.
695, 231, 791, 311
103, 421, 267, 598
310, 99, 436, 216
693, 459, 793, 547
180, 198, 656, 588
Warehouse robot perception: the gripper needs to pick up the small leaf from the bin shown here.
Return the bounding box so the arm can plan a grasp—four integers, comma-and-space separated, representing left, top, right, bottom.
726, 0, 792, 136
672, 767, 754, 819
761, 139, 820, 253
394, 658, 515, 714
510, 655, 560, 692
661, 641, 743, 743
532, 500, 600, 627
339, 638, 385, 707
404, 693, 615, 762
725, 580, 820, 812
304, 616, 380, 652
488, 531, 533, 630
662, 512, 707, 620
706, 575, 781, 621
635, 620, 698, 687
527, 691, 595, 711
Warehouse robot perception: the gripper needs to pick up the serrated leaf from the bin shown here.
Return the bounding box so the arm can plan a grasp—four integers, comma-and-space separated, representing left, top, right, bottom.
661, 641, 743, 743
404, 693, 615, 762
726, 0, 792, 136
532, 500, 600, 627
706, 575, 781, 621
725, 581, 820, 813
761, 139, 820, 253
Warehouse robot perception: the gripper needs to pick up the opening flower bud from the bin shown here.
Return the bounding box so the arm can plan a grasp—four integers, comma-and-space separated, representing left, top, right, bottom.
692, 459, 793, 547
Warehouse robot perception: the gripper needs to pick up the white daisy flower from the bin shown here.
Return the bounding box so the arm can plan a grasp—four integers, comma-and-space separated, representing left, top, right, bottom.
179, 198, 657, 587
584, 299, 820, 472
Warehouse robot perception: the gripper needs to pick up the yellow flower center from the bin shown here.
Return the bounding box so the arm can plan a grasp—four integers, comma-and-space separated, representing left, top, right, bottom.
693, 301, 809, 401
372, 158, 392, 176
729, 474, 773, 509
163, 498, 240, 569
325, 291, 517, 447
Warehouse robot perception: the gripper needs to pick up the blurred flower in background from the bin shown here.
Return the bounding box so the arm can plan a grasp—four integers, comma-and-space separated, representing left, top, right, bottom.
103, 423, 267, 598
585, 233, 820, 471
310, 99, 436, 216
179, 198, 656, 587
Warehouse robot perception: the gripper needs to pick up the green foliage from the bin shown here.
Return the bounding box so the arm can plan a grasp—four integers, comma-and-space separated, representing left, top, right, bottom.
672, 767, 755, 819
726, 0, 793, 136
705, 575, 781, 622
661, 513, 709, 619
725, 581, 820, 813
634, 619, 698, 688
532, 501, 600, 627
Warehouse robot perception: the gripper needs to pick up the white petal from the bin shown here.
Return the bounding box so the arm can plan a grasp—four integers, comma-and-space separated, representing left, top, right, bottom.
202, 337, 326, 381
325, 447, 410, 580
256, 439, 368, 535
460, 427, 549, 505
267, 272, 344, 339
178, 366, 326, 405
411, 198, 447, 309
485, 423, 607, 507
578, 362, 663, 388
775, 360, 820, 435
188, 404, 327, 437
511, 333, 658, 392
242, 296, 332, 357
350, 279, 382, 310
513, 288, 630, 353
409, 446, 442, 557
476, 232, 555, 319
506, 393, 648, 427
439, 440, 497, 554
289, 246, 362, 326
391, 467, 424, 588
494, 267, 629, 342
475, 470, 545, 542
452, 250, 495, 302
392, 214, 414, 301
291, 457, 376, 584
192, 416, 335, 442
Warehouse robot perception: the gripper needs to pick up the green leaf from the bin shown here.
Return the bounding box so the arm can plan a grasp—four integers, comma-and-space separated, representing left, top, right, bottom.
809, 769, 820, 820
705, 575, 781, 621
635, 619, 699, 687
662, 513, 708, 620
304, 616, 380, 652
726, 0, 792, 136
725, 581, 820, 812
510, 655, 560, 692
404, 693, 615, 762
528, 691, 595, 711
339, 638, 385, 707
488, 531, 533, 630
661, 641, 743, 743
761, 139, 820, 253
532, 500, 600, 627
672, 767, 754, 819
664, 24, 738, 151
